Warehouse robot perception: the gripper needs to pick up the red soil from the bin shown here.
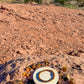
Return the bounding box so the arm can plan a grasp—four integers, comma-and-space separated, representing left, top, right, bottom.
0, 4, 84, 64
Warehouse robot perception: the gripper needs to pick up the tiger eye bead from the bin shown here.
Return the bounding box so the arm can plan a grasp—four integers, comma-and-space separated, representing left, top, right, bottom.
62, 66, 67, 72
31, 64, 36, 69
22, 72, 27, 76
26, 67, 31, 72
36, 63, 41, 68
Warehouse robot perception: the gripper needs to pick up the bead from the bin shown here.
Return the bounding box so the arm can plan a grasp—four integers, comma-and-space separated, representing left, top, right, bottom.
36, 63, 41, 68
31, 64, 36, 69
26, 67, 31, 72
62, 66, 67, 72
22, 72, 27, 76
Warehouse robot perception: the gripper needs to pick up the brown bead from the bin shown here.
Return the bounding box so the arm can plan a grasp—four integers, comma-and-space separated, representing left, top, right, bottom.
26, 67, 31, 72
31, 64, 36, 69
62, 66, 67, 72
36, 63, 41, 68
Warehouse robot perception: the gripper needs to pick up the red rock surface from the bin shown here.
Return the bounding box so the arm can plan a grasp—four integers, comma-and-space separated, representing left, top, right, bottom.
0, 3, 84, 84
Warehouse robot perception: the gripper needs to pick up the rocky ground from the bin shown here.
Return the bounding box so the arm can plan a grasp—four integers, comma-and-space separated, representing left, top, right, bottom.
0, 3, 84, 84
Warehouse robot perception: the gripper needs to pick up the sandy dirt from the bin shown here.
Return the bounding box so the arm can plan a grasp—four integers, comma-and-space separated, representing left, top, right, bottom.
0, 3, 84, 84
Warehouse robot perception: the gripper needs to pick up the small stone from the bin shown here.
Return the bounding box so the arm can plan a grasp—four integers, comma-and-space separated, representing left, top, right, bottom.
74, 52, 79, 56
28, 57, 30, 61
75, 65, 81, 70
72, 66, 75, 69
16, 51, 21, 54
68, 51, 74, 55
